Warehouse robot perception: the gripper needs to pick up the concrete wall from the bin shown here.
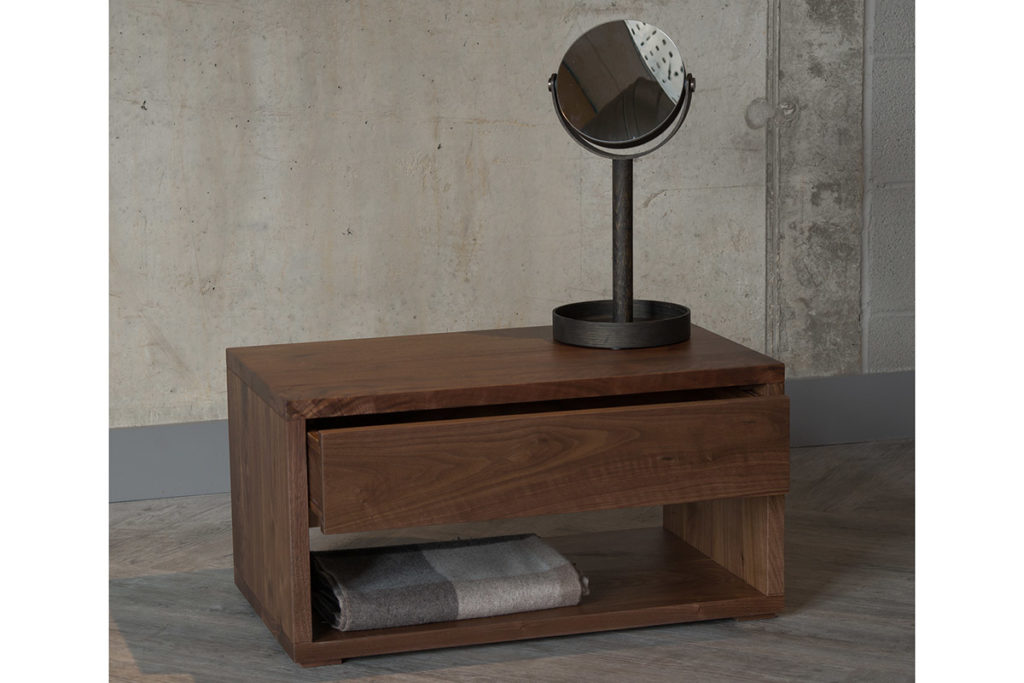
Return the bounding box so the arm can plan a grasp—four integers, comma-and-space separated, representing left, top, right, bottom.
863, 0, 914, 372
110, 0, 912, 430
770, 0, 864, 376
110, 0, 769, 428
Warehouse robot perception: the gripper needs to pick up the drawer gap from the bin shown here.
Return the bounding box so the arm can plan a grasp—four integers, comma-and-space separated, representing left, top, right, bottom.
306, 385, 765, 431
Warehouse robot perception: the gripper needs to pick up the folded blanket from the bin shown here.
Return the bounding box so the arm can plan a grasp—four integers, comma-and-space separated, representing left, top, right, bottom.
311, 534, 588, 632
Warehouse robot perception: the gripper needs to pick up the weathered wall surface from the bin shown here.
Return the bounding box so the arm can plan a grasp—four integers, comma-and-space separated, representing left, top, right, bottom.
110, 0, 768, 427
863, 0, 914, 372
112, 0, 906, 429
769, 0, 864, 377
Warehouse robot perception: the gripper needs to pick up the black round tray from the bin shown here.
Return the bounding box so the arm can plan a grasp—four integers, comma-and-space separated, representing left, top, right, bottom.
552, 299, 691, 349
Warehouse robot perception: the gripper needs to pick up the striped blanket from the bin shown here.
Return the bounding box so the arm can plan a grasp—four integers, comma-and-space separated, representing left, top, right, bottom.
311, 534, 588, 632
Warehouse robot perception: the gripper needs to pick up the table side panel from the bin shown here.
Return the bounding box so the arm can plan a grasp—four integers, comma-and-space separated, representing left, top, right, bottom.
663, 380, 787, 596
306, 431, 325, 522
664, 494, 786, 596
310, 395, 789, 533
227, 370, 313, 648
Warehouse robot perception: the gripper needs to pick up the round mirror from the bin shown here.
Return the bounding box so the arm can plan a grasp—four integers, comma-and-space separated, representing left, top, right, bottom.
554, 20, 687, 148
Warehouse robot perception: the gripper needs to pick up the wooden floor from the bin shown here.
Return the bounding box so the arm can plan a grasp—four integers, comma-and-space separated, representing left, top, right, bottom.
110, 439, 914, 681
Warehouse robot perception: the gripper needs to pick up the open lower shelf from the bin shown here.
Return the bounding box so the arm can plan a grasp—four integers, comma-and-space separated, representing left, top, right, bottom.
296, 527, 782, 666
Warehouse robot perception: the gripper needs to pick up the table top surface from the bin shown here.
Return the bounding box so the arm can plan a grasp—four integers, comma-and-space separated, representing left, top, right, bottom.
227, 325, 784, 419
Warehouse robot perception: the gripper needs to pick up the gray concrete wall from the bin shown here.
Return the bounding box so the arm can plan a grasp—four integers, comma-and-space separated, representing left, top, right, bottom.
768, 0, 864, 377
110, 0, 768, 428
863, 0, 914, 372
110, 1, 912, 430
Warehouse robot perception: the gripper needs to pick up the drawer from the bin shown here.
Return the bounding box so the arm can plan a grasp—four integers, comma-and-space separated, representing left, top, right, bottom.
307, 395, 789, 534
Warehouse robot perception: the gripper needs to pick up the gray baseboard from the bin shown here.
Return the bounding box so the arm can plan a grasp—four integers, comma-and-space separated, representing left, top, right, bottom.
109, 419, 229, 503
786, 371, 914, 447
109, 371, 914, 502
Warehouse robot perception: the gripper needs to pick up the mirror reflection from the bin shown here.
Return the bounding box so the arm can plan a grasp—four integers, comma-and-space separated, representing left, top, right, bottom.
555, 20, 686, 146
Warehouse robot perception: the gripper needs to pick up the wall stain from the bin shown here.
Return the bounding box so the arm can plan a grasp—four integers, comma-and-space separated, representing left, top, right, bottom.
810, 180, 843, 207
745, 97, 773, 129
805, 0, 858, 40
641, 189, 668, 209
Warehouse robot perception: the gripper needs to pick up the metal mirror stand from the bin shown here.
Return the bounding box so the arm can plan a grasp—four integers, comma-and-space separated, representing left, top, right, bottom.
548, 70, 697, 349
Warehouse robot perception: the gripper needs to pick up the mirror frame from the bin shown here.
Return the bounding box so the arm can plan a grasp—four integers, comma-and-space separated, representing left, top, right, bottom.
551, 20, 690, 150
549, 70, 694, 160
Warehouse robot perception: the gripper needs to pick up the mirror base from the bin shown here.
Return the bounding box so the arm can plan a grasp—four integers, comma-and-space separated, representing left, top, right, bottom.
552, 300, 690, 349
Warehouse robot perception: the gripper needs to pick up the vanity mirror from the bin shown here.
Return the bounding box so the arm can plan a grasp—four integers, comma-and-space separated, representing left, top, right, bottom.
549, 20, 696, 349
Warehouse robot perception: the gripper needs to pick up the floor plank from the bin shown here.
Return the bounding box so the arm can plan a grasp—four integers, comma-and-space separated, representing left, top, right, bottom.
109, 439, 914, 681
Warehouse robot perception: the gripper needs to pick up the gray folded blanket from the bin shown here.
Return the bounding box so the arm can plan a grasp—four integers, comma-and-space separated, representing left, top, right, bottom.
311, 534, 588, 632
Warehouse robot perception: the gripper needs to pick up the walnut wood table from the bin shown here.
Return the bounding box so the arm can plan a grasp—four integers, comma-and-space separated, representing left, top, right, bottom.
226, 325, 789, 666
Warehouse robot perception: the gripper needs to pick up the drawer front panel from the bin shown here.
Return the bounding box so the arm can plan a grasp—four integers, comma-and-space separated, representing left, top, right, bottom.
309, 395, 789, 533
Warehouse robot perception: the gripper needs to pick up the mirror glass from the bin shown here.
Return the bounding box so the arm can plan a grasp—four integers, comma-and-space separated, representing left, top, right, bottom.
555, 20, 685, 146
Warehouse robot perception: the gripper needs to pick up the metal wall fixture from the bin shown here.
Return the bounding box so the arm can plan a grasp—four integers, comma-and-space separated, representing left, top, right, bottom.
549, 20, 696, 349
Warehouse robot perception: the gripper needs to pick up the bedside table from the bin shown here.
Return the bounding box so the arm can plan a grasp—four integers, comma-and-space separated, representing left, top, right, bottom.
226, 325, 788, 666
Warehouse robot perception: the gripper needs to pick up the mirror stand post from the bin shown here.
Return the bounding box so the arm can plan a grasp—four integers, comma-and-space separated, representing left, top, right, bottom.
552, 154, 689, 349
612, 158, 633, 323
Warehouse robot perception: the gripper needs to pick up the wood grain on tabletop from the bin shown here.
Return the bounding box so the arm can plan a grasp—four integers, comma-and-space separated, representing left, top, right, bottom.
226, 325, 785, 419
